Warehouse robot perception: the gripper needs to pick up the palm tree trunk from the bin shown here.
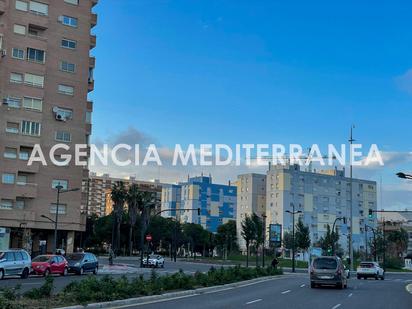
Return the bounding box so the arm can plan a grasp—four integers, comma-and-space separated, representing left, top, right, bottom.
256, 245, 259, 267
129, 223, 133, 256
139, 208, 146, 267
246, 244, 249, 267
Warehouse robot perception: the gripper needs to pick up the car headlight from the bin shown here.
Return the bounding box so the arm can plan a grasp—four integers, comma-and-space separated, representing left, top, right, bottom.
75, 262, 80, 267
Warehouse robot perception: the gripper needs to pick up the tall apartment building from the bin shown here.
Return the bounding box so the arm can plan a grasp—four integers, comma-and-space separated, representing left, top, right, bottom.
237, 164, 378, 253
83, 173, 164, 217
161, 176, 237, 233
236, 173, 266, 250
0, 0, 97, 254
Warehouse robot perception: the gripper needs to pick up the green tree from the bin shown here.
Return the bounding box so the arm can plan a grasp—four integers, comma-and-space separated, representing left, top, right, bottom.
283, 231, 295, 250
295, 219, 311, 252
387, 228, 409, 258
126, 184, 139, 256
318, 225, 339, 255
241, 215, 256, 267
111, 181, 127, 253
215, 220, 237, 259
182, 223, 209, 258
251, 214, 263, 267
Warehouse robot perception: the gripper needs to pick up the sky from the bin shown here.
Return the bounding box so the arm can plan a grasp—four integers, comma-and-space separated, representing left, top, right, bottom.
89, 0, 412, 209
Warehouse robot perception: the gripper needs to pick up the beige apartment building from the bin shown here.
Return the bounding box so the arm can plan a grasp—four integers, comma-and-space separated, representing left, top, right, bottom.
0, 0, 97, 254
83, 173, 164, 217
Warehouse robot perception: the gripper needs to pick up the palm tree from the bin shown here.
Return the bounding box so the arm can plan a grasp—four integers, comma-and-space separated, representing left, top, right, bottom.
137, 191, 156, 267
126, 184, 139, 256
251, 214, 263, 267
241, 215, 256, 267
111, 181, 127, 254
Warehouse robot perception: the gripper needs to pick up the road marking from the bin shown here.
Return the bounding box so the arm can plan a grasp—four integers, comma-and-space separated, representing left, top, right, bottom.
111, 294, 198, 308
348, 293, 353, 298
281, 290, 291, 294
246, 299, 262, 305
203, 287, 234, 294
331, 304, 341, 309
300, 284, 305, 288
406, 284, 412, 295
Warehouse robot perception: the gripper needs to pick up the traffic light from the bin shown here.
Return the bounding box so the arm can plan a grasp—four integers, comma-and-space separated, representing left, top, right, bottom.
197, 208, 201, 216
368, 209, 373, 219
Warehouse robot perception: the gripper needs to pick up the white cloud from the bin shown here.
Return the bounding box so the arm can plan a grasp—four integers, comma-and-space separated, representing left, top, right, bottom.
396, 68, 412, 95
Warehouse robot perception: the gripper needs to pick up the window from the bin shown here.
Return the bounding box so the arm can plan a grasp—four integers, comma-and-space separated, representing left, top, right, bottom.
55, 131, 71, 142
27, 48, 45, 63
23, 96, 43, 111
64, 0, 78, 5
13, 24, 26, 35
3, 97, 21, 108
21, 120, 41, 136
24, 73, 44, 87
50, 203, 67, 215
16, 198, 25, 209
16, 0, 28, 11
6, 122, 19, 134
52, 180, 68, 190
54, 107, 73, 120
86, 111, 92, 124
2, 174, 15, 184
0, 199, 13, 210
59, 15, 78, 27
16, 174, 28, 185
12, 48, 24, 60
58, 84, 74, 95
19, 147, 32, 160
61, 39, 76, 49
29, 1, 48, 16
10, 72, 23, 83
60, 61, 76, 73
4, 148, 17, 159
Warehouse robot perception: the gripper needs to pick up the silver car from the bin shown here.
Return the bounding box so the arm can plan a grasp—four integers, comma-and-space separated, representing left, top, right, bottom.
310, 256, 348, 289
0, 249, 32, 279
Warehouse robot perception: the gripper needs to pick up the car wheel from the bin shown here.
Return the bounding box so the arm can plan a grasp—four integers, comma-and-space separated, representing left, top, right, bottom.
79, 267, 84, 276
357, 275, 361, 280
381, 273, 385, 280
375, 274, 379, 280
0, 269, 4, 280
21, 268, 29, 279
62, 268, 68, 276
44, 269, 50, 277
155, 262, 158, 268
161, 262, 165, 268
310, 282, 316, 288
93, 267, 98, 275
336, 282, 343, 289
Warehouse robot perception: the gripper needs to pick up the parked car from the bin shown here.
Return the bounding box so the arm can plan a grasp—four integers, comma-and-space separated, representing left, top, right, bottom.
310, 256, 348, 289
356, 261, 384, 280
0, 249, 31, 279
66, 252, 98, 275
32, 255, 68, 276
142, 255, 165, 268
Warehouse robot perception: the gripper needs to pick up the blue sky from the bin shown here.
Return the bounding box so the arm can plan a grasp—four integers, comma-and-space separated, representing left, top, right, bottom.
90, 1, 412, 208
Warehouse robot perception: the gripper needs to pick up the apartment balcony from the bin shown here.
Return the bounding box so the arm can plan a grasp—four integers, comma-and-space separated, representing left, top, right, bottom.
87, 100, 93, 112
7, 160, 40, 174
89, 57, 96, 68
0, 183, 38, 199
90, 35, 96, 49
88, 78, 95, 92
91, 13, 97, 28
0, 0, 5, 15
85, 123, 92, 135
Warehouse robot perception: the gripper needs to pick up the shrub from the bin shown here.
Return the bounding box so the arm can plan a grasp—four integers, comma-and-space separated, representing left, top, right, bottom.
24, 276, 53, 299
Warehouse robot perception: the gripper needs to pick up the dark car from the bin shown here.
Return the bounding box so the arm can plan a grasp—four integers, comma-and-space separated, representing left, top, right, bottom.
66, 252, 98, 275
310, 256, 348, 289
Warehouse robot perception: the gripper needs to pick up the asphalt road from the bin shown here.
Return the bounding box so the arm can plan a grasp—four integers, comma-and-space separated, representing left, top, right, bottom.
0, 259, 229, 293
124, 273, 412, 309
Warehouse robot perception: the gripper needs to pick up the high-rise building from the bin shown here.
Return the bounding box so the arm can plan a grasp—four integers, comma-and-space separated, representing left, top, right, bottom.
237, 164, 378, 253
161, 176, 237, 233
0, 0, 97, 254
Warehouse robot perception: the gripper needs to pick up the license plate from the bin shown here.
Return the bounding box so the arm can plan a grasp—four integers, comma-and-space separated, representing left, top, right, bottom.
320, 275, 333, 279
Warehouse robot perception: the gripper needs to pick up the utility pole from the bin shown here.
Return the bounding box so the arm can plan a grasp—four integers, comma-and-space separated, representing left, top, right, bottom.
262, 214, 267, 267
349, 125, 355, 271
286, 204, 302, 273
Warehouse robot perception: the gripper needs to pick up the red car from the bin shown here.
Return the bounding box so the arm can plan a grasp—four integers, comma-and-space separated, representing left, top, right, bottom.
32, 255, 68, 276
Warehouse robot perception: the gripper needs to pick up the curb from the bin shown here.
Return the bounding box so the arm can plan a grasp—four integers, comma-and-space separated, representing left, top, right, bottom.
56, 274, 286, 309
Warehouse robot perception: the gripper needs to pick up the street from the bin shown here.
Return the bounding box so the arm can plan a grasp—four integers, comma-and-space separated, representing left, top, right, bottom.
124, 273, 412, 309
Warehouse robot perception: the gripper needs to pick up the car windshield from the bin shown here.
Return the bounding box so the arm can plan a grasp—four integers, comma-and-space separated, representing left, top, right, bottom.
313, 258, 337, 270
360, 263, 375, 268
32, 256, 50, 262
66, 254, 83, 261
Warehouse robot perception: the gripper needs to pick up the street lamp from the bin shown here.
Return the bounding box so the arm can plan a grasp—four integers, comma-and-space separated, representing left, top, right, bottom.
52, 185, 80, 254
331, 217, 346, 255
286, 204, 302, 273
397, 172, 412, 180
262, 214, 267, 268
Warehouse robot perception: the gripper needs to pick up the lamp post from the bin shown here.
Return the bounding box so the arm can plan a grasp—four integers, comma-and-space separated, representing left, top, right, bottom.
349, 125, 355, 271
331, 217, 346, 255
52, 185, 79, 254
286, 204, 302, 273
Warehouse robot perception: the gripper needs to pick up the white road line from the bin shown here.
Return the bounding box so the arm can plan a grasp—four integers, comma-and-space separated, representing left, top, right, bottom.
300, 284, 305, 288
203, 287, 234, 294
112, 294, 198, 308
331, 304, 341, 309
348, 293, 353, 298
281, 290, 291, 294
246, 299, 263, 305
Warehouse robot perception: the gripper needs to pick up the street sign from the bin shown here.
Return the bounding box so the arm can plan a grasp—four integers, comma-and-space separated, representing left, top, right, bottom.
269, 224, 282, 245
145, 234, 152, 241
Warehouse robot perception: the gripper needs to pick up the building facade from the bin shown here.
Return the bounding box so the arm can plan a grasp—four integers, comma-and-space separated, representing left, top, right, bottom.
237, 164, 378, 254
0, 0, 97, 254
83, 173, 164, 217
161, 176, 237, 233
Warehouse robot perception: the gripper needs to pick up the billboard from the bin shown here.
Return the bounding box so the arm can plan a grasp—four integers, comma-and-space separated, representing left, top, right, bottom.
269, 224, 282, 244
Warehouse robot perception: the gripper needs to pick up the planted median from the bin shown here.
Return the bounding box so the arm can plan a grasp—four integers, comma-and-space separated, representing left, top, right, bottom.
0, 266, 282, 308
